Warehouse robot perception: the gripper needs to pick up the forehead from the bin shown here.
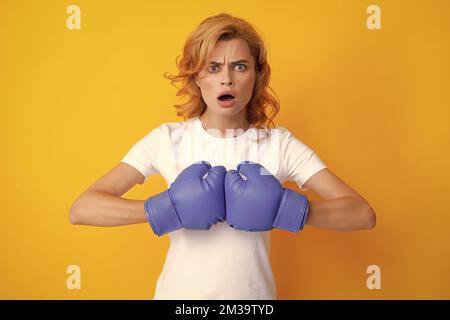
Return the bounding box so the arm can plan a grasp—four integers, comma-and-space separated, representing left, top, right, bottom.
211, 38, 253, 61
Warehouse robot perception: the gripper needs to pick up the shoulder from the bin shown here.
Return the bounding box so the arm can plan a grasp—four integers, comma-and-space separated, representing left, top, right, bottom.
263, 125, 308, 149
159, 117, 196, 131
262, 125, 296, 139
143, 117, 197, 140
245, 126, 309, 151
247, 125, 291, 141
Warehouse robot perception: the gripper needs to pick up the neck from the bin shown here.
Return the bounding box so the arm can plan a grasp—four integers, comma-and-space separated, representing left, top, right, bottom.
199, 109, 250, 138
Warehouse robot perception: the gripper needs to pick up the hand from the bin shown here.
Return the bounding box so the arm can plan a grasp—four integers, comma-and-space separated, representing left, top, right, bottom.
144, 161, 226, 236
224, 161, 310, 232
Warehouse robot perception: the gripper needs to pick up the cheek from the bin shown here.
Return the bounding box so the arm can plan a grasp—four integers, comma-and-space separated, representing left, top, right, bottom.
242, 77, 255, 96
200, 80, 216, 99
205, 89, 217, 103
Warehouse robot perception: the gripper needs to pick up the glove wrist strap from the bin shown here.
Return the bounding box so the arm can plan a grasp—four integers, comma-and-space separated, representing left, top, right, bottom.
144, 190, 182, 236
273, 188, 310, 232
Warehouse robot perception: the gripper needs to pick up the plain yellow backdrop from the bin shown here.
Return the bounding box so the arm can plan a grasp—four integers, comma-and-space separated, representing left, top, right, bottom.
1, 0, 449, 299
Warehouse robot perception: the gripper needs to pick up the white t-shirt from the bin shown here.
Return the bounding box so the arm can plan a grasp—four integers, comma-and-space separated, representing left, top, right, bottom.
120, 116, 327, 299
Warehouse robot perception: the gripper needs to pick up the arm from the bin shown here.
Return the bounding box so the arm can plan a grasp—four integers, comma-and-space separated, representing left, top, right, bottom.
302, 168, 376, 231
70, 192, 147, 227
69, 162, 147, 227
307, 196, 375, 231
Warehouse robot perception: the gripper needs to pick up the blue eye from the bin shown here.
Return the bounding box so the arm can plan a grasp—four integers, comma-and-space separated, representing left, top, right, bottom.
236, 64, 247, 71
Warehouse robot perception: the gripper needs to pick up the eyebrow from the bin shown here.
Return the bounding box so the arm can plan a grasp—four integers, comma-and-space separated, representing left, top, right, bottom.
209, 59, 250, 65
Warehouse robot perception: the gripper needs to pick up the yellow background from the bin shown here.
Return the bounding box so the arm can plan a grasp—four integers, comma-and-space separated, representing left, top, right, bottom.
1, 0, 449, 299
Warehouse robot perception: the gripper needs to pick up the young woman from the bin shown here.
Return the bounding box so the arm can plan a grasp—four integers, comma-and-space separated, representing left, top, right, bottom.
70, 13, 376, 300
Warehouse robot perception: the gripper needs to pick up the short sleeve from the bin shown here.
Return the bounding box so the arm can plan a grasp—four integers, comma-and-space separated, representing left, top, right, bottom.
281, 128, 327, 191
120, 127, 161, 183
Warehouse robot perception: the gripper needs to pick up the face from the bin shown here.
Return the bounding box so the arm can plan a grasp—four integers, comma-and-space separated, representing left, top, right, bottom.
195, 38, 257, 119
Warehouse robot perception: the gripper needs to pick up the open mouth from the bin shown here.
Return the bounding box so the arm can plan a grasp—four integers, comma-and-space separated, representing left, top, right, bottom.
217, 94, 235, 101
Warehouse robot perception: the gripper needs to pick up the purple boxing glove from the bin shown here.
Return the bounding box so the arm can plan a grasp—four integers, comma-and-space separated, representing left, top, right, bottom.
225, 161, 310, 232
144, 161, 226, 236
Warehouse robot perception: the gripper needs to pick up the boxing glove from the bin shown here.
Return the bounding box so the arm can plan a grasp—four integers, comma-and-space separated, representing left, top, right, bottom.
144, 161, 226, 236
225, 161, 310, 232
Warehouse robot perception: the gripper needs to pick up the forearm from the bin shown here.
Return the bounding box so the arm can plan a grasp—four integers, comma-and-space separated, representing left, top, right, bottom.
305, 196, 376, 231
69, 191, 147, 227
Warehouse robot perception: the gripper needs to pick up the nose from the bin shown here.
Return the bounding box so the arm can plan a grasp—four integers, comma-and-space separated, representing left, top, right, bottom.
221, 80, 233, 86
220, 68, 233, 86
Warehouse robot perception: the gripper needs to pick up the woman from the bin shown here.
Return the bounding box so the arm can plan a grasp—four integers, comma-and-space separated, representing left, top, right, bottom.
70, 13, 376, 300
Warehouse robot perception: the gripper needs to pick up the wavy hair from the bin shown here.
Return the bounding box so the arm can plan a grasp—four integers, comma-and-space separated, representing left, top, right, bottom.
163, 13, 280, 129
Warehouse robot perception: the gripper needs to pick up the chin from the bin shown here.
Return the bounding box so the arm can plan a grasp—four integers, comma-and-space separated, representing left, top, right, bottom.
218, 109, 242, 120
